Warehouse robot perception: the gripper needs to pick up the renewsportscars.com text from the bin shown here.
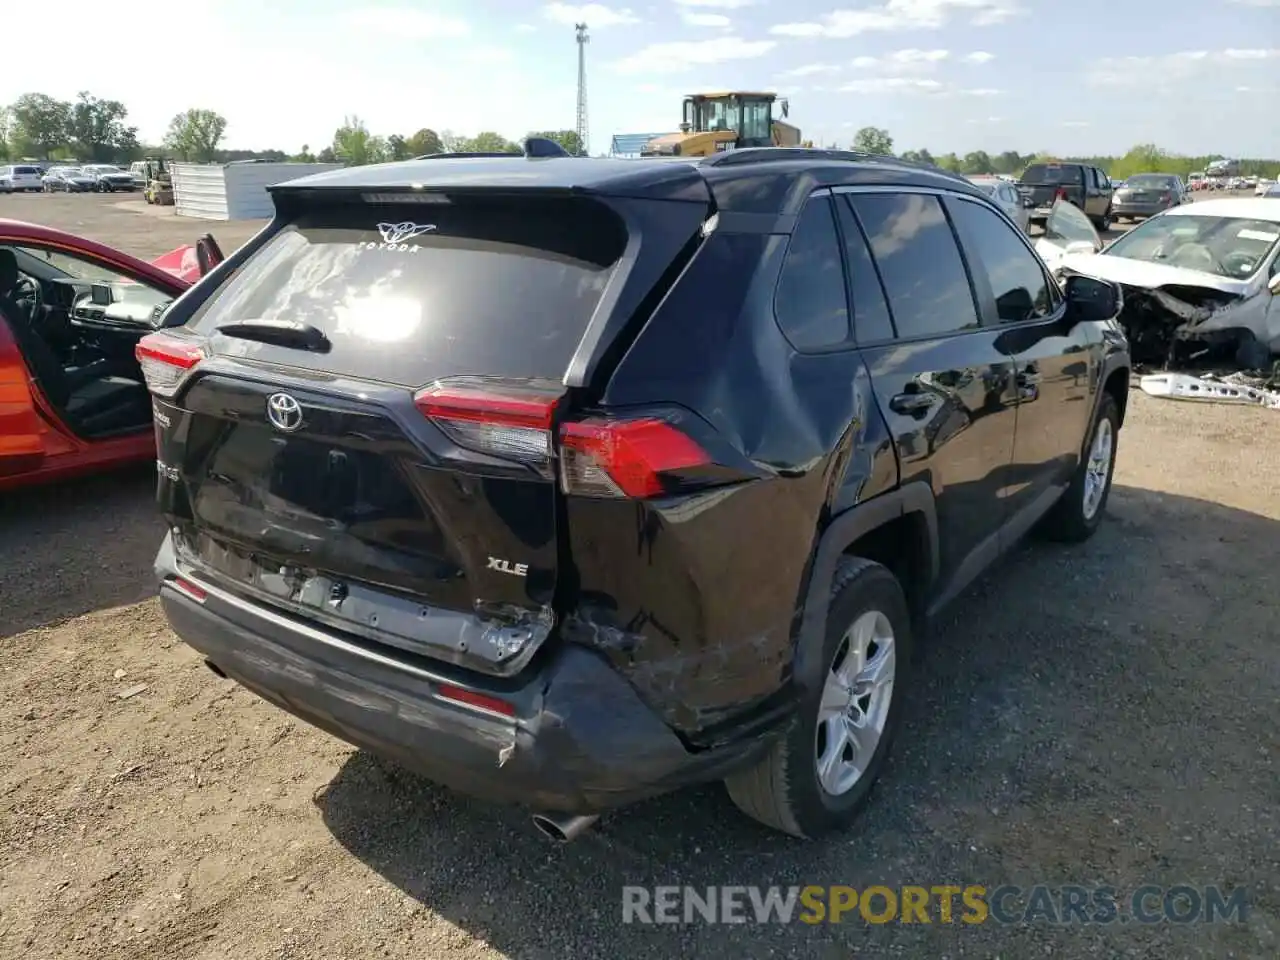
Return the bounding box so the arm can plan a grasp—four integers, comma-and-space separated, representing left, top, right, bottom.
621, 884, 1249, 926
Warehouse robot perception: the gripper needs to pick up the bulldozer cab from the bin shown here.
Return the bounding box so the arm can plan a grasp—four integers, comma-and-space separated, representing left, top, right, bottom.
681, 92, 782, 148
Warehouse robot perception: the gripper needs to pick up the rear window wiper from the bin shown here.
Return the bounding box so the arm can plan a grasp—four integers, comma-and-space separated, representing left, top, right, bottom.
215, 319, 331, 353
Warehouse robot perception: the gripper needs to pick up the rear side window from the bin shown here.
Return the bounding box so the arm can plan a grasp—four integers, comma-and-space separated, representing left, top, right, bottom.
774, 197, 850, 351
188, 197, 627, 384
851, 193, 979, 339
949, 198, 1056, 323
1022, 164, 1081, 185
14, 166, 38, 176
834, 197, 895, 342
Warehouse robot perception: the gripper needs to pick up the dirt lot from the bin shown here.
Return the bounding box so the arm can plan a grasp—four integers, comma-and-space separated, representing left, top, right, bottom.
1, 192, 1277, 960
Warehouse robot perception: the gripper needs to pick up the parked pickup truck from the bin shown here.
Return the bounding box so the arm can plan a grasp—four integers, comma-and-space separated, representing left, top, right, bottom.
1017, 162, 1115, 232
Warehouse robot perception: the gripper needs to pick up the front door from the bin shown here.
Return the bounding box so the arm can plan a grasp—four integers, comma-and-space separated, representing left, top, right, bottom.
944, 194, 1097, 526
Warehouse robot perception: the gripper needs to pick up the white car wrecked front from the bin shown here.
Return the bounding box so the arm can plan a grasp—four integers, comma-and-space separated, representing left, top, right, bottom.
1039, 199, 1280, 368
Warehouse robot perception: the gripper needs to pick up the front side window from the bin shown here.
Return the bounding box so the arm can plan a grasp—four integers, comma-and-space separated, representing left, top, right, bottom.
851, 193, 979, 339
950, 199, 1056, 323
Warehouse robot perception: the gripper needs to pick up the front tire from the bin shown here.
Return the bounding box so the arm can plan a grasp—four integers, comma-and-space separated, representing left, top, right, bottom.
1038, 393, 1119, 543
724, 557, 912, 838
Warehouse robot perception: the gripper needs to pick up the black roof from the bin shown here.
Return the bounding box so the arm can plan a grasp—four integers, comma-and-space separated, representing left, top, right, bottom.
270, 148, 986, 216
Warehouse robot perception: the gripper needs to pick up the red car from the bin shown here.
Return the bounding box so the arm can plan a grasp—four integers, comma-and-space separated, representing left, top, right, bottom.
0, 219, 223, 492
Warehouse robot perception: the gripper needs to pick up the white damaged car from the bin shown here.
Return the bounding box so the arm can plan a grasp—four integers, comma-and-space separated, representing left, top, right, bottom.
1037, 198, 1280, 368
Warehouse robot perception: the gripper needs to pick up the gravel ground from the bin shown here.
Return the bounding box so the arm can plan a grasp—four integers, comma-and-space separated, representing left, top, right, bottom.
0, 191, 1276, 960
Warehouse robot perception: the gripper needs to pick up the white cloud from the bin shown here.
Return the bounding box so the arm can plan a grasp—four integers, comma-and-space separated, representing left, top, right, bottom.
839, 76, 1000, 96
849, 49, 950, 74
343, 7, 470, 38
1087, 48, 1278, 86
515, 23, 537, 32
1227, 0, 1280, 6
841, 77, 944, 93
674, 0, 755, 6
778, 63, 843, 77
543, 3, 640, 27
1060, 120, 1090, 127
463, 46, 516, 65
963, 51, 995, 63
614, 36, 776, 73
771, 0, 1020, 38
681, 11, 732, 26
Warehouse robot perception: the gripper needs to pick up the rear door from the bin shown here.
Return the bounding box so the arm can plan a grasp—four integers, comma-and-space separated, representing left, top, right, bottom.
143, 191, 698, 674
835, 189, 1018, 602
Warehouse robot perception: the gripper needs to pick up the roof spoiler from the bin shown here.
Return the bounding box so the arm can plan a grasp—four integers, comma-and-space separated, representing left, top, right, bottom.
413, 137, 576, 161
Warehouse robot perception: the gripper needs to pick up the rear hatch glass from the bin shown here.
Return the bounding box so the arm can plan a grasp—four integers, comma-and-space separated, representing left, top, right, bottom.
187, 196, 627, 383
1021, 164, 1081, 185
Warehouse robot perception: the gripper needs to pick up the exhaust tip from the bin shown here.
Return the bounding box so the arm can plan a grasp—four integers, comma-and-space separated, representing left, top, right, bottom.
531, 813, 599, 843
532, 815, 569, 843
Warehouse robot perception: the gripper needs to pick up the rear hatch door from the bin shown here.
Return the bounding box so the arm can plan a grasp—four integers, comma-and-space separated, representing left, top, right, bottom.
146, 183, 708, 675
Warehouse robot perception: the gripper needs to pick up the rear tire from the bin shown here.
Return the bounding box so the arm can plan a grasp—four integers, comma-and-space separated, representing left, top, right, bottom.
1091, 208, 1113, 232
724, 557, 912, 838
1038, 393, 1119, 543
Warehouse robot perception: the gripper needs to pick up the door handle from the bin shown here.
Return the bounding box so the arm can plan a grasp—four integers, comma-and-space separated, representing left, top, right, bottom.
889, 392, 936, 416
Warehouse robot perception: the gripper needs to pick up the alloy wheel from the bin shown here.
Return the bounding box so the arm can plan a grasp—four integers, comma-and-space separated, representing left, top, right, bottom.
1082, 417, 1114, 520
814, 610, 896, 797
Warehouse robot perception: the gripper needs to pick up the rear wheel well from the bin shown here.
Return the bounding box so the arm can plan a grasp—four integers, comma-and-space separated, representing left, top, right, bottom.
840, 512, 931, 627
1103, 367, 1129, 427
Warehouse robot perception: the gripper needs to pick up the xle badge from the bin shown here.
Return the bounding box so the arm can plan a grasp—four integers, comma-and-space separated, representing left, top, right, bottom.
487, 557, 529, 577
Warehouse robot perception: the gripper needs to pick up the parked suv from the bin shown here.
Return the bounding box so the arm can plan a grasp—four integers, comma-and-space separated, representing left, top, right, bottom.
140, 149, 1131, 841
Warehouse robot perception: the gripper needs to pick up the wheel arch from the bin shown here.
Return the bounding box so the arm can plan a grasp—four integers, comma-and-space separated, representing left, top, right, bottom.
792, 482, 938, 698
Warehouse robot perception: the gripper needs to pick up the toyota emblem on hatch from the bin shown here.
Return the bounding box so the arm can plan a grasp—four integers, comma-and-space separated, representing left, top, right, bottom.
266, 393, 303, 432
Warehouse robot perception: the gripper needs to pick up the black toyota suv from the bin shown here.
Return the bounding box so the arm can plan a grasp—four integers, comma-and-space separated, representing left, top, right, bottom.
139, 148, 1131, 842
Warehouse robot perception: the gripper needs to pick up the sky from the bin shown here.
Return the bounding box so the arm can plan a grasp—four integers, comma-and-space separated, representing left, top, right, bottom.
4, 0, 1278, 157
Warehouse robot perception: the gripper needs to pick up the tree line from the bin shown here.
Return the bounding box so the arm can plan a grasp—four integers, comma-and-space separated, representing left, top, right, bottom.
0, 92, 582, 168
3, 92, 1275, 179
847, 127, 1280, 180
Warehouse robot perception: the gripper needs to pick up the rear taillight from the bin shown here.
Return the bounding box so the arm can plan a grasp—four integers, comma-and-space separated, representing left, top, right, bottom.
415, 381, 559, 464
135, 331, 205, 397
561, 418, 708, 498
413, 381, 711, 500
1054, 187, 1068, 202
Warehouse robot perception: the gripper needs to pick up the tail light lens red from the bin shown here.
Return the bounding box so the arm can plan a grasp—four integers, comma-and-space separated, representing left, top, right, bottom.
1054, 187, 1068, 202
415, 382, 559, 464
413, 381, 711, 500
136, 331, 205, 398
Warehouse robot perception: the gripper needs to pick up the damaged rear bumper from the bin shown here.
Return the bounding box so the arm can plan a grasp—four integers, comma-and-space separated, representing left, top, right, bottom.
154, 534, 767, 815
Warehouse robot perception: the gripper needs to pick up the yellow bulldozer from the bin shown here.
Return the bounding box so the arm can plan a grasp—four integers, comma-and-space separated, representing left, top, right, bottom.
640, 92, 808, 158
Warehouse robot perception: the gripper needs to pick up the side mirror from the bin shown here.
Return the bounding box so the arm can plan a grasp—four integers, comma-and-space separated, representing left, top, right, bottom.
1064, 275, 1121, 325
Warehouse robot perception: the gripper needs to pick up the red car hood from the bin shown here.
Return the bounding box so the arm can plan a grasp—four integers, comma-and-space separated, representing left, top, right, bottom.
150, 245, 203, 283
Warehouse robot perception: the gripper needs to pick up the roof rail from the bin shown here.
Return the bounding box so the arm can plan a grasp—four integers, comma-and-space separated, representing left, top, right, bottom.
698, 147, 973, 184
411, 137, 575, 162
